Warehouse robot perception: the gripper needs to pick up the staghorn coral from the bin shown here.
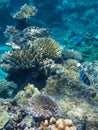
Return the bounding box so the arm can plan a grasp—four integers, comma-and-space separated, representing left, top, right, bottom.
33, 38, 61, 59
29, 94, 59, 119
13, 4, 37, 20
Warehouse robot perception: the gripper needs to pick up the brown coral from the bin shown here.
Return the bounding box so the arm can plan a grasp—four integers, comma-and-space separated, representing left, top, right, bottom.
29, 94, 59, 119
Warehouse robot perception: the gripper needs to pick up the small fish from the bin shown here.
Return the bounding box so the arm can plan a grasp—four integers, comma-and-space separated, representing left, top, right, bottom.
78, 70, 90, 86
70, 36, 83, 44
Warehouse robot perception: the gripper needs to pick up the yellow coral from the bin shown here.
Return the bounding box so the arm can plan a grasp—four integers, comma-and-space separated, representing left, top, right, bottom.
33, 38, 61, 59
39, 117, 76, 130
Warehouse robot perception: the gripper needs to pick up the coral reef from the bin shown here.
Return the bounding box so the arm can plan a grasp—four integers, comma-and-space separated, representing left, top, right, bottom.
62, 49, 82, 61
0, 87, 76, 130
12, 4, 37, 30
1, 46, 44, 72
1, 37, 61, 77
41, 60, 98, 130
0, 1, 98, 130
29, 94, 59, 119
0, 79, 17, 98
0, 105, 10, 129
33, 38, 61, 59
1, 24, 61, 87
79, 44, 98, 61
13, 4, 37, 20
4, 26, 50, 48
39, 117, 76, 130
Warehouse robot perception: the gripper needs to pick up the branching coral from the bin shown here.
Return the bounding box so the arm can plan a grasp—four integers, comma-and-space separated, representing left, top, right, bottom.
1, 37, 61, 75
1, 46, 44, 73
13, 4, 37, 20
29, 94, 59, 119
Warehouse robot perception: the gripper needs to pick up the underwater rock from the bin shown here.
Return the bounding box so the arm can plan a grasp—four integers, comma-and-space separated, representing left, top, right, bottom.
0, 106, 10, 129
3, 109, 27, 130
62, 49, 82, 61
15, 84, 40, 108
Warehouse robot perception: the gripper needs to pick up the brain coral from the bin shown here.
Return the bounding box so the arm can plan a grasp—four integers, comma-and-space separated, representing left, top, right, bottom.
29, 94, 59, 119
